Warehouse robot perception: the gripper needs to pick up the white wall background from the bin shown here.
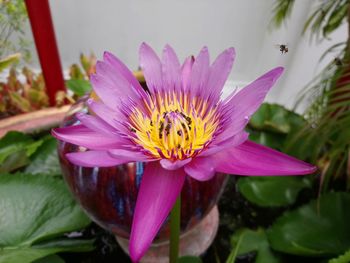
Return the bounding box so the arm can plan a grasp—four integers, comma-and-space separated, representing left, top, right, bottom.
26, 0, 347, 111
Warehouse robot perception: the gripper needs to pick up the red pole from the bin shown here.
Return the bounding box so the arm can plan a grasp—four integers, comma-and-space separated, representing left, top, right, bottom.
24, 0, 65, 106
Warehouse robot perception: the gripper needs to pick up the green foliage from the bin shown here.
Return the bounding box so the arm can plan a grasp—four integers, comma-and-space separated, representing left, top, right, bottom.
227, 228, 282, 263
271, 0, 295, 28
0, 131, 93, 262
287, 57, 350, 189
247, 103, 306, 152
329, 249, 350, 263
242, 103, 314, 208
0, 0, 32, 61
0, 132, 61, 175
271, 0, 349, 41
267, 192, 350, 256
177, 256, 203, 263
0, 53, 20, 71
66, 79, 92, 97
24, 136, 61, 175
0, 67, 51, 116
0, 239, 93, 263
304, 0, 349, 40
0, 131, 43, 172
237, 176, 311, 207
0, 131, 34, 162
249, 103, 305, 134
322, 0, 349, 37
68, 53, 96, 80
237, 100, 349, 262
0, 53, 96, 118
0, 173, 92, 263
271, 0, 350, 189
0, 173, 91, 245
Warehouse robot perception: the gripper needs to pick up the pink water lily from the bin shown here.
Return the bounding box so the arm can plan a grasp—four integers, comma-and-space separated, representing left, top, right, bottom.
52, 43, 316, 262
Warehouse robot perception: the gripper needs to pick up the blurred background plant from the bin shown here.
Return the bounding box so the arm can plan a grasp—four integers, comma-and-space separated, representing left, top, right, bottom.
272, 0, 350, 191
0, 52, 94, 119
0, 0, 95, 120
0, 0, 31, 62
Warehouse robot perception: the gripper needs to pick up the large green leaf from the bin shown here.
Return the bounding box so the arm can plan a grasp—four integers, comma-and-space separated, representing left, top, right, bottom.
237, 176, 311, 207
328, 249, 350, 263
0, 150, 29, 173
268, 192, 350, 256
248, 103, 307, 153
248, 130, 286, 150
0, 173, 92, 262
0, 239, 93, 263
66, 79, 91, 97
0, 132, 43, 172
227, 228, 282, 263
25, 137, 61, 175
0, 131, 33, 163
249, 103, 305, 134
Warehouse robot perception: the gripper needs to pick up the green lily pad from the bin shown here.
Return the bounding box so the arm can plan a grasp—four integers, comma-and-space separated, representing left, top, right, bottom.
248, 130, 286, 150
328, 249, 350, 263
0, 173, 92, 262
25, 136, 61, 175
0, 131, 43, 173
248, 103, 307, 154
249, 103, 305, 134
227, 228, 282, 263
267, 192, 350, 256
0, 150, 30, 173
0, 131, 33, 163
237, 176, 311, 207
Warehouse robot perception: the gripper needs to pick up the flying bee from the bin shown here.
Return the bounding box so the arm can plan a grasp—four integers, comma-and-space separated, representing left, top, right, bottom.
275, 44, 288, 54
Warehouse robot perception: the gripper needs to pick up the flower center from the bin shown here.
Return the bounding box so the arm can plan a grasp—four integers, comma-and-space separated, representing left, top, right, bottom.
128, 91, 220, 160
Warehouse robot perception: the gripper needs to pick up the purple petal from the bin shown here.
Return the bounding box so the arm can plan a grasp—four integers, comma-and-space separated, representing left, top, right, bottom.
139, 42, 162, 93
184, 157, 215, 181
215, 67, 284, 143
201, 131, 249, 157
92, 57, 141, 108
227, 67, 284, 117
52, 125, 123, 150
162, 44, 181, 91
181, 56, 194, 91
76, 112, 116, 135
206, 47, 235, 103
103, 51, 144, 94
86, 99, 128, 133
66, 150, 128, 167
215, 140, 317, 176
160, 158, 192, 170
129, 162, 186, 262
190, 47, 209, 96
90, 74, 123, 110
108, 149, 154, 162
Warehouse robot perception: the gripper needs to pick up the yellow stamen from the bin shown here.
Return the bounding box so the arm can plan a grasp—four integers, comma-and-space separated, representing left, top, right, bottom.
129, 91, 219, 160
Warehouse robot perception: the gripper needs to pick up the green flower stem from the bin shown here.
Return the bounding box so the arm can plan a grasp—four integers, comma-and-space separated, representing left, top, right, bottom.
169, 195, 181, 263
